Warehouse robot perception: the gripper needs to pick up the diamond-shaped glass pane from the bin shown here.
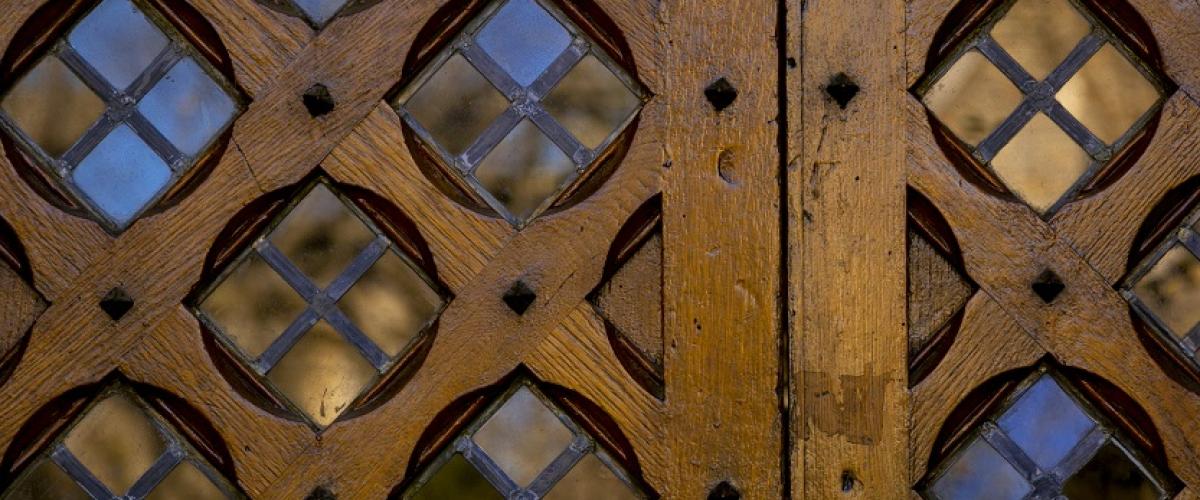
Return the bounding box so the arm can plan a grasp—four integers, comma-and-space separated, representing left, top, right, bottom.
1, 56, 105, 158
545, 454, 638, 500
3, 459, 91, 500
923, 50, 1023, 147
69, 0, 168, 91
64, 394, 166, 495
998, 375, 1095, 470
293, 0, 348, 26
146, 461, 226, 500
543, 55, 640, 150
338, 248, 444, 357
1058, 44, 1161, 145
269, 183, 376, 288
990, 113, 1091, 214
266, 320, 377, 428
476, 0, 571, 86
474, 386, 574, 487
200, 253, 309, 358
405, 54, 510, 157
72, 124, 173, 225
137, 57, 236, 157
1062, 442, 1161, 500
990, 0, 1091, 80
413, 454, 503, 500
474, 119, 576, 223
1134, 245, 1200, 339
931, 439, 1032, 500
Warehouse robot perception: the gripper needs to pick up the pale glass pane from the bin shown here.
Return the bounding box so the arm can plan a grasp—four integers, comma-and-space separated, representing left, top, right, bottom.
72, 124, 172, 226
266, 320, 376, 428
998, 376, 1095, 470
2, 459, 90, 500
68, 0, 168, 90
146, 461, 226, 500
1, 56, 105, 158
293, 0, 348, 25
990, 113, 1090, 214
405, 54, 509, 157
1062, 442, 1159, 500
474, 119, 575, 223
1058, 44, 1160, 145
542, 55, 640, 150
476, 0, 571, 86
137, 57, 236, 157
923, 50, 1023, 146
268, 183, 376, 289
545, 454, 637, 500
473, 387, 573, 487
412, 455, 502, 500
990, 0, 1091, 80
1134, 245, 1200, 339
200, 253, 308, 358
930, 439, 1032, 500
337, 249, 443, 357
64, 394, 166, 495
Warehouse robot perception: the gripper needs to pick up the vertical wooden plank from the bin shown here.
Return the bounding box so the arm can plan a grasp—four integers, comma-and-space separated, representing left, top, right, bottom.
789, 0, 908, 496
661, 0, 782, 498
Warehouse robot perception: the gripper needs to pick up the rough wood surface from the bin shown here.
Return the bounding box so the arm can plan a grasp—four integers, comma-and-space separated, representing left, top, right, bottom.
907, 229, 973, 360
593, 233, 662, 365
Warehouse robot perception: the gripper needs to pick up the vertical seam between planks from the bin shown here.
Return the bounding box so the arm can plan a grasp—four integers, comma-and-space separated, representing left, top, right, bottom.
775, 0, 793, 497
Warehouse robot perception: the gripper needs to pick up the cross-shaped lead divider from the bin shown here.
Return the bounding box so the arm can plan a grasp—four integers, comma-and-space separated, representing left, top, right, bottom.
0, 0, 783, 497
906, 0, 1200, 491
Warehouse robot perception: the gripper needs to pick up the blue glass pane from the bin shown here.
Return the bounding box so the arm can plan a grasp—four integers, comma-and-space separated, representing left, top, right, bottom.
68, 0, 168, 91
293, 0, 348, 25
476, 0, 571, 86
931, 439, 1032, 500
998, 375, 1095, 471
137, 58, 236, 157
72, 125, 171, 226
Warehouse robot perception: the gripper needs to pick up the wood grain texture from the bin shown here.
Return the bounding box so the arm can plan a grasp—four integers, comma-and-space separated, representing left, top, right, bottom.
594, 233, 662, 365
907, 229, 972, 360
790, 0, 909, 497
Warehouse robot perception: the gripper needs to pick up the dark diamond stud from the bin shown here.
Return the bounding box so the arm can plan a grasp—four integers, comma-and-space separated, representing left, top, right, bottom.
825, 73, 860, 109
708, 481, 741, 500
704, 77, 738, 112
100, 287, 134, 321
502, 281, 537, 315
305, 486, 336, 500
1032, 269, 1065, 304
302, 84, 335, 117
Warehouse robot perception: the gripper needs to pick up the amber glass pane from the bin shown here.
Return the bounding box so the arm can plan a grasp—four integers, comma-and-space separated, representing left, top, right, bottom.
923, 50, 1023, 146
473, 387, 574, 486
146, 461, 226, 500
2, 459, 91, 500
542, 55, 640, 150
990, 113, 1090, 213
930, 439, 1032, 500
1, 56, 105, 158
64, 394, 166, 495
1062, 443, 1159, 500
200, 253, 308, 358
1134, 245, 1200, 338
266, 320, 376, 427
405, 55, 510, 157
413, 454, 502, 500
990, 0, 1091, 80
474, 119, 575, 222
269, 183, 376, 288
337, 249, 443, 357
545, 454, 637, 500
1058, 44, 1160, 145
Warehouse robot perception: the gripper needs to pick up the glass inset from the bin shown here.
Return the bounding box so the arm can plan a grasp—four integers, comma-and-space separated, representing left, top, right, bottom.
405, 54, 510, 157
413, 455, 503, 500
1062, 442, 1159, 500
137, 57, 237, 157
476, 0, 572, 86
922, 50, 1024, 146
72, 125, 172, 225
146, 461, 227, 500
473, 387, 574, 487
2, 459, 91, 500
200, 253, 309, 358
64, 394, 166, 495
474, 119, 576, 223
293, 0, 348, 26
990, 0, 1091, 80
68, 0, 168, 90
990, 113, 1091, 214
997, 376, 1095, 470
542, 55, 640, 150
265, 320, 377, 428
545, 454, 637, 500
1133, 245, 1200, 339
931, 439, 1032, 500
1058, 44, 1160, 145
268, 183, 376, 288
1, 56, 105, 158
337, 249, 444, 357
